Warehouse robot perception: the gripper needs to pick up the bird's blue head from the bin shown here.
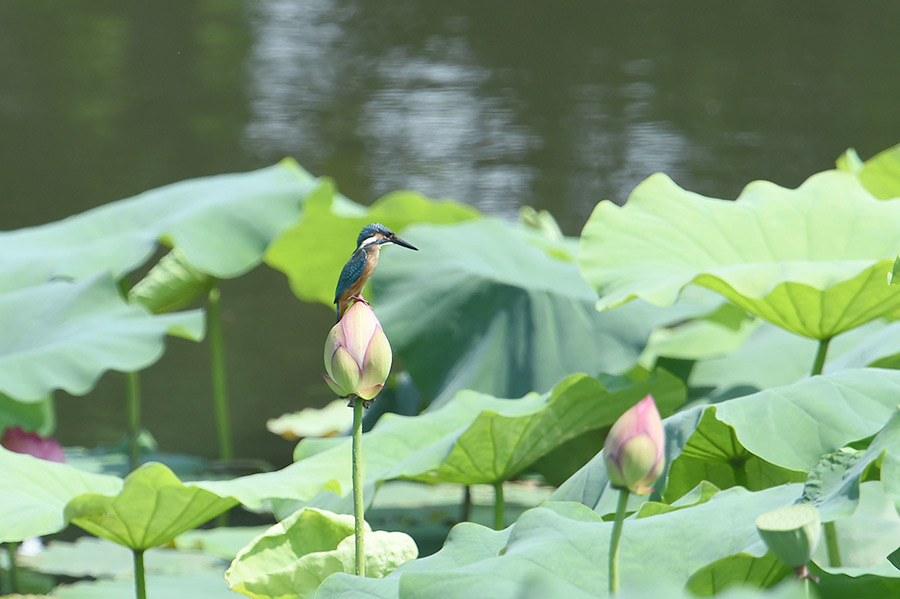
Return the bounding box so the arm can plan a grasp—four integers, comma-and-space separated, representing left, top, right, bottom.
356, 223, 418, 251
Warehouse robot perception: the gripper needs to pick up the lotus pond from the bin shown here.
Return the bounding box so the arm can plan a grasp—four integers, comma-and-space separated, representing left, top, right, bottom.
1, 142, 900, 598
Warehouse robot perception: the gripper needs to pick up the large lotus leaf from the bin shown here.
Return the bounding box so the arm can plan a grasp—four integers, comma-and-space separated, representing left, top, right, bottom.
552, 369, 900, 514
175, 527, 272, 561
811, 482, 900, 577
373, 218, 704, 405
837, 143, 900, 200
264, 185, 480, 306
0, 273, 203, 401
225, 508, 417, 599
686, 320, 890, 395
316, 485, 802, 599
798, 409, 900, 523
197, 372, 682, 514
664, 409, 806, 502
52, 571, 235, 599
713, 368, 900, 473
0, 446, 122, 543
0, 160, 317, 292
0, 392, 54, 434
65, 462, 237, 550
129, 247, 215, 314
686, 553, 790, 597
579, 170, 900, 339
19, 537, 225, 578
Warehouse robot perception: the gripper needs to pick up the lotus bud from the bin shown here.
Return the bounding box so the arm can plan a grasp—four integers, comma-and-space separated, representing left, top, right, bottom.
323, 301, 392, 401
603, 395, 665, 495
1, 426, 65, 463
756, 503, 821, 568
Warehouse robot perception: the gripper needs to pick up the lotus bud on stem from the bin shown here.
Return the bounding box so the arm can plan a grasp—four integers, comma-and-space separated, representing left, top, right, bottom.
603, 395, 665, 596
323, 300, 393, 576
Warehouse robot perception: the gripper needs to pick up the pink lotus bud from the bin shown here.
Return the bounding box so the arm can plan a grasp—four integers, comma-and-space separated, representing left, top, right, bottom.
603, 395, 665, 495
323, 301, 392, 401
1, 426, 65, 463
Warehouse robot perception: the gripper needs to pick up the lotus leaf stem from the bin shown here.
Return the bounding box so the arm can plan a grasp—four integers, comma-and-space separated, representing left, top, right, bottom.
5, 542, 19, 594
493, 482, 504, 530
811, 337, 841, 568
608, 487, 630, 596
133, 548, 146, 599
126, 371, 141, 471
208, 285, 234, 462
352, 396, 366, 576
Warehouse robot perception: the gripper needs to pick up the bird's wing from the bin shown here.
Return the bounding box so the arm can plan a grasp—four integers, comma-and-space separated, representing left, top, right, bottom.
334, 248, 367, 303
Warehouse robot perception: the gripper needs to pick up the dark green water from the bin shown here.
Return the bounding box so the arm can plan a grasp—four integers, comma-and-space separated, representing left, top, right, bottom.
2, 1, 899, 467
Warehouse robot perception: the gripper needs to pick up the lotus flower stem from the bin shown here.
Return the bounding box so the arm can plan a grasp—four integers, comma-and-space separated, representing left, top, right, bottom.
352, 396, 366, 576
208, 285, 234, 462
126, 371, 141, 471
493, 482, 505, 530
608, 487, 630, 596
5, 542, 19, 594
810, 337, 841, 567
133, 548, 147, 599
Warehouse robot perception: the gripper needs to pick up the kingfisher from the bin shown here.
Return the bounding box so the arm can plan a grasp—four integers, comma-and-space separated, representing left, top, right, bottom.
334, 223, 418, 321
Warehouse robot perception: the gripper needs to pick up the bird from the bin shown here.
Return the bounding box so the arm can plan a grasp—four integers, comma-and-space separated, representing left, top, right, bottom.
334, 223, 418, 321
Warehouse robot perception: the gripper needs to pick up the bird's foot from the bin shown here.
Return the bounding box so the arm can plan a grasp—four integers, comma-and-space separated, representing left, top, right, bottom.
349, 294, 370, 306
346, 396, 372, 410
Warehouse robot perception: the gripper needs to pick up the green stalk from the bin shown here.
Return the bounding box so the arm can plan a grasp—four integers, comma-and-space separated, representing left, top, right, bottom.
493, 482, 505, 530
133, 549, 147, 599
352, 397, 366, 576
810, 337, 831, 378
5, 542, 19, 594
608, 488, 630, 596
208, 286, 233, 462
119, 276, 142, 472
812, 337, 841, 567
126, 371, 141, 471
804, 576, 810, 599
461, 485, 472, 522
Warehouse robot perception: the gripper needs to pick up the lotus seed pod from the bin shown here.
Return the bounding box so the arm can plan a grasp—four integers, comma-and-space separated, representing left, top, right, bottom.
755, 503, 821, 568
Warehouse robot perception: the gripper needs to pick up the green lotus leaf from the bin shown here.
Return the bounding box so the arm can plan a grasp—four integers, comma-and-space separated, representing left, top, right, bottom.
0, 273, 203, 401
0, 392, 54, 435
264, 185, 480, 307
0, 446, 122, 543
686, 319, 893, 396
713, 368, 900, 473
225, 508, 417, 599
52, 571, 235, 599
175, 526, 272, 561
129, 247, 215, 314
266, 399, 352, 441
686, 552, 790, 597
837, 143, 900, 200
579, 170, 900, 339
373, 218, 704, 405
19, 537, 225, 578
65, 462, 237, 550
197, 372, 682, 515
812, 482, 900, 577
0, 159, 317, 292
316, 485, 802, 598
664, 409, 806, 502
553, 369, 900, 515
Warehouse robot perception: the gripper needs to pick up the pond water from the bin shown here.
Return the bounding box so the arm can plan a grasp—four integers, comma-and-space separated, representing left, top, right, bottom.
1, 0, 898, 467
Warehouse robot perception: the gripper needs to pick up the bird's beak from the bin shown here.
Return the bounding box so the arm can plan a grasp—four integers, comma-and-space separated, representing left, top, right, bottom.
392, 236, 418, 251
